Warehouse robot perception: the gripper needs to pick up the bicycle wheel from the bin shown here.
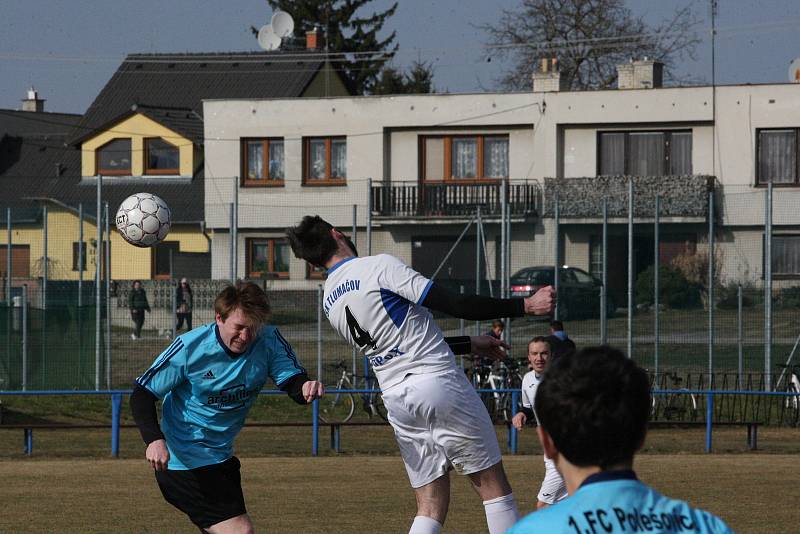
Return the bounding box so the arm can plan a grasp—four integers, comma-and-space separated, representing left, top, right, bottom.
319, 387, 355, 423
785, 382, 800, 426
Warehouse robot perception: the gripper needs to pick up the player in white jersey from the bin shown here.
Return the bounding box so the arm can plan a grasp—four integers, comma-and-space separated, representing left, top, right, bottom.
287, 216, 555, 534
512, 336, 568, 509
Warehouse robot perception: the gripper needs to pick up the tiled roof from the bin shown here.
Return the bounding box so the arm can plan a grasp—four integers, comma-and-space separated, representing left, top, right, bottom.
69, 51, 332, 144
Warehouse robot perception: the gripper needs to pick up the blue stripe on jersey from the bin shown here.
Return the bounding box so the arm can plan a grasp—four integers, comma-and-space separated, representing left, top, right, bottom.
380, 288, 411, 328
137, 339, 184, 386
274, 329, 305, 376
327, 256, 356, 274
417, 279, 433, 305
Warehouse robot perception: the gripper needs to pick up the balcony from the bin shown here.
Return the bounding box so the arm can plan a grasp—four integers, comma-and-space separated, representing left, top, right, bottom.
542, 175, 716, 221
371, 180, 541, 220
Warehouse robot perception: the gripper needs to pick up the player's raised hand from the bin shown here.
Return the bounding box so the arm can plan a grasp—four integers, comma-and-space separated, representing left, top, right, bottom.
470, 335, 510, 361
524, 285, 555, 316
302, 380, 325, 403
146, 439, 170, 471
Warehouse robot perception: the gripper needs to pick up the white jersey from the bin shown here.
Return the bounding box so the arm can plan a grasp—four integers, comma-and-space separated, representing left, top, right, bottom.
323, 254, 455, 390
520, 369, 543, 420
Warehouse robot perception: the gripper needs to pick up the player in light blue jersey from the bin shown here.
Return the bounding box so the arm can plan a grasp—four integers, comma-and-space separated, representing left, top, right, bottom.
287, 216, 556, 534
508, 346, 732, 534
130, 281, 324, 533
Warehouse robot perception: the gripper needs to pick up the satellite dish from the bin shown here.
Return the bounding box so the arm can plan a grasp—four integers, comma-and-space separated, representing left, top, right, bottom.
789, 58, 800, 83
272, 10, 295, 39
258, 25, 281, 51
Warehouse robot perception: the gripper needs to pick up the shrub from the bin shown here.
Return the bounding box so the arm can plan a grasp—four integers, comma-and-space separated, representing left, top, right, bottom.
778, 286, 800, 309
717, 282, 755, 309
635, 265, 702, 309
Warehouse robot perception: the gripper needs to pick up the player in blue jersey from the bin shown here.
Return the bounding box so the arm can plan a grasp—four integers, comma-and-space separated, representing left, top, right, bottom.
287, 215, 556, 534
130, 281, 324, 533
508, 346, 733, 534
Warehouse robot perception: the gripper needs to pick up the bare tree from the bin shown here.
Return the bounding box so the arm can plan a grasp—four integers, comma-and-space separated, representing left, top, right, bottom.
478, 0, 701, 91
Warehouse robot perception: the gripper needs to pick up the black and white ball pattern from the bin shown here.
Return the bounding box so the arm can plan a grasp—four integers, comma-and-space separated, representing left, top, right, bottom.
115, 193, 172, 247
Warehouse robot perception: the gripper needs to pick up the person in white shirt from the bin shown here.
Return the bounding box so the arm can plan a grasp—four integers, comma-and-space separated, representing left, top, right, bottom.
512, 336, 568, 509
286, 215, 556, 534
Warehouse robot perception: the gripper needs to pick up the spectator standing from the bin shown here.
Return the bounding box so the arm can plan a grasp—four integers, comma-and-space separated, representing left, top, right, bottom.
175, 278, 193, 332
546, 320, 576, 360
128, 280, 150, 340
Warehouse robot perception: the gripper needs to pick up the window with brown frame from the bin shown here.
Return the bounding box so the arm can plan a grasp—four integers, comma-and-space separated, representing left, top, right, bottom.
96, 138, 132, 175
242, 138, 285, 186
247, 238, 290, 279
422, 135, 509, 182
145, 138, 180, 175
303, 136, 346, 185
307, 263, 327, 280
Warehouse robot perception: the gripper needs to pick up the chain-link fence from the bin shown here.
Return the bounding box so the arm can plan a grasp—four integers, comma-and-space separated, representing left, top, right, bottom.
2, 177, 799, 409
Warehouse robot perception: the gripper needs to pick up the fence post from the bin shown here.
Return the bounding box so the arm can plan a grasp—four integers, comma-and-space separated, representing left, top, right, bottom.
312, 399, 319, 457
5, 207, 10, 304
233, 178, 239, 281
708, 190, 715, 382
627, 177, 633, 359
554, 192, 560, 320
459, 285, 465, 369
352, 205, 358, 382
737, 285, 743, 386
654, 195, 660, 381
22, 284, 28, 391
78, 204, 83, 308
705, 392, 714, 453
317, 285, 322, 382
111, 393, 122, 457
764, 182, 772, 391
367, 177, 373, 256
601, 198, 608, 345
510, 390, 519, 454
42, 205, 47, 310
96, 174, 103, 391
105, 202, 111, 390
475, 206, 482, 335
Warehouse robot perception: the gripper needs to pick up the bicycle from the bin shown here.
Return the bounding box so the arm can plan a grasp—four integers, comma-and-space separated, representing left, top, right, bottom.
651, 372, 698, 421
471, 358, 523, 423
319, 360, 387, 423
776, 363, 800, 424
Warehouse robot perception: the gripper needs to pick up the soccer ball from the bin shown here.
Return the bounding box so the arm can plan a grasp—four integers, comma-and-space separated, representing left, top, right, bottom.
115, 193, 172, 247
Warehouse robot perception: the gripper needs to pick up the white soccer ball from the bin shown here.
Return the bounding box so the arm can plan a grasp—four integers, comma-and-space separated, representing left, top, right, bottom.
115, 193, 172, 247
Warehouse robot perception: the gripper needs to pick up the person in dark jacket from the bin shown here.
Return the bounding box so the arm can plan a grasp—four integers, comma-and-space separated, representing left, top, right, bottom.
128, 280, 150, 340
546, 320, 576, 360
175, 278, 194, 332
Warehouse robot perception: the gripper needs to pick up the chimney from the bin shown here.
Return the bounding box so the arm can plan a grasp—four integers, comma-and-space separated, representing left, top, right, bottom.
617, 58, 663, 89
22, 86, 45, 112
306, 28, 320, 50
533, 57, 568, 93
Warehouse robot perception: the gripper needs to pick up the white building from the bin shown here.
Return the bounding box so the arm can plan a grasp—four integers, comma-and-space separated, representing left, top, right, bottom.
203, 60, 800, 301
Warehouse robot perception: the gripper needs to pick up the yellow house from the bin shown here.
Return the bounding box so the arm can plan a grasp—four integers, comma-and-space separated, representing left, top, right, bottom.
2, 51, 348, 283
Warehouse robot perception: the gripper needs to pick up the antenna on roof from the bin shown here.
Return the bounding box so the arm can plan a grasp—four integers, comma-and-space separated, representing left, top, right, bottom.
257, 10, 295, 51
789, 58, 800, 83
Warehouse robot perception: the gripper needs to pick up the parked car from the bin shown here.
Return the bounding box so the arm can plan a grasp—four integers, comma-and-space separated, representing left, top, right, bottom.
510, 266, 615, 320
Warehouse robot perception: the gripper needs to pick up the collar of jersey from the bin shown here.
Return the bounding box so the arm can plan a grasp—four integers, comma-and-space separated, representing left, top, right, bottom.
579, 469, 637, 489
215, 324, 250, 358
327, 256, 356, 274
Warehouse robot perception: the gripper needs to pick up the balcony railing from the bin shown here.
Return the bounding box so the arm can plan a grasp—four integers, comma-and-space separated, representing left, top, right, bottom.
371, 180, 541, 219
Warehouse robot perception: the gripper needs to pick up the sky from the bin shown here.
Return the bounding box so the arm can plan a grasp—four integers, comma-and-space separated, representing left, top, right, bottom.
1, 0, 799, 114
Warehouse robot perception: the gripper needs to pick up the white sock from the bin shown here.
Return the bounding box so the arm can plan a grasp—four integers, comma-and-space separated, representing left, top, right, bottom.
483, 493, 519, 534
408, 515, 442, 534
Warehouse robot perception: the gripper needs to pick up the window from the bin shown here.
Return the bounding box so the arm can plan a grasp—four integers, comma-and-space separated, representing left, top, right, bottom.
757, 129, 798, 185
96, 138, 131, 175
307, 264, 327, 280
242, 138, 284, 186
145, 138, 179, 175
303, 136, 346, 184
598, 131, 692, 176
422, 135, 509, 181
72, 242, 88, 271
153, 241, 179, 280
772, 235, 800, 276
247, 238, 290, 278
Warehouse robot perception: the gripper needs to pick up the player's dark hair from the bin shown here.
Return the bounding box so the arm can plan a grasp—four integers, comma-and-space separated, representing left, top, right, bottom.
214, 281, 271, 327
528, 335, 550, 350
535, 345, 650, 469
286, 215, 357, 267
549, 320, 564, 331
491, 319, 505, 329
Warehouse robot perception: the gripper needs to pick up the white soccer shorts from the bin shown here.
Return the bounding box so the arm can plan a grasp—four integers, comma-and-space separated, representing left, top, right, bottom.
382, 367, 502, 488
537, 456, 568, 504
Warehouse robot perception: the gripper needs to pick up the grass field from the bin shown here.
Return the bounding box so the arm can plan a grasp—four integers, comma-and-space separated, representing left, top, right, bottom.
1, 425, 799, 532
0, 451, 798, 533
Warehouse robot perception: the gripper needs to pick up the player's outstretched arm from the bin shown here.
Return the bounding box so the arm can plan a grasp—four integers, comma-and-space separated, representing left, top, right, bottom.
470, 335, 510, 361
421, 283, 555, 320
279, 373, 324, 404
130, 384, 169, 470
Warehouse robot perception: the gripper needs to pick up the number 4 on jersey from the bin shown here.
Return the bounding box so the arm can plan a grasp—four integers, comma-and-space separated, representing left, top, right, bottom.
345, 305, 377, 350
